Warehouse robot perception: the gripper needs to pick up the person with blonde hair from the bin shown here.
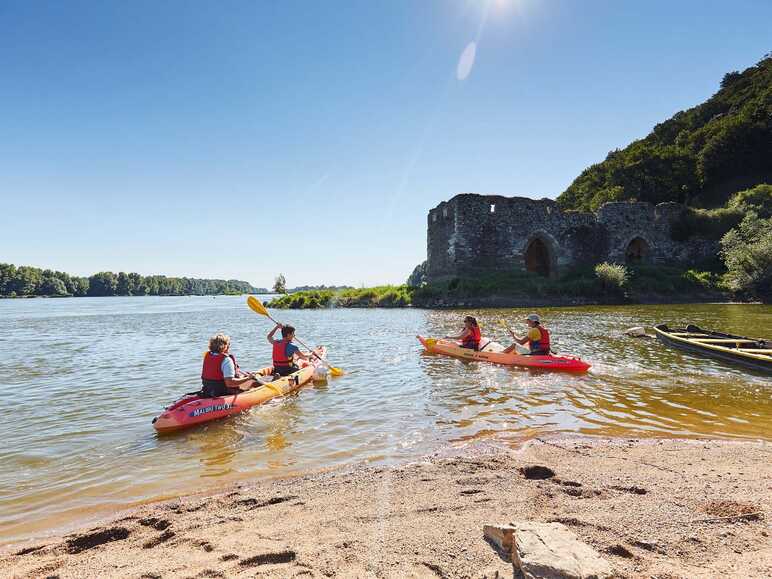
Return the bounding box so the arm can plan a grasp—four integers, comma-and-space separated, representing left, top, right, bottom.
200, 333, 256, 397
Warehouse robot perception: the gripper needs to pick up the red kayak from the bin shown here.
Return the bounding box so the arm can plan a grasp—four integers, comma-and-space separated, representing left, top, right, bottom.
152, 347, 327, 434
417, 336, 590, 372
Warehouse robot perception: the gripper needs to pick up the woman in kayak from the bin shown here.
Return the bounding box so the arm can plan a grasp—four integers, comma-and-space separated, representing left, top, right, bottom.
504, 313, 551, 355
445, 316, 481, 350
267, 323, 312, 376
201, 333, 257, 397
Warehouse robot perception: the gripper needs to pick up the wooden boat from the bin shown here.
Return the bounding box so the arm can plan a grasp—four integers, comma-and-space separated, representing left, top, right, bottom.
653, 324, 771, 374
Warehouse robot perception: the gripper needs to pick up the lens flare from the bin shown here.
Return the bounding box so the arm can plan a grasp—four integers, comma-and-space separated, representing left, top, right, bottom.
456, 42, 477, 81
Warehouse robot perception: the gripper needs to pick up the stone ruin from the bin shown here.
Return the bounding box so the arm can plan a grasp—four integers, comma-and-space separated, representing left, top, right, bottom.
414, 193, 717, 284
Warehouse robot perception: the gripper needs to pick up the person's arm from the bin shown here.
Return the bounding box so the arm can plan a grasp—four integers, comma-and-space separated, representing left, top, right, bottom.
267, 323, 282, 344
286, 343, 308, 361
221, 356, 256, 389
445, 328, 471, 340
508, 328, 529, 345
224, 375, 256, 389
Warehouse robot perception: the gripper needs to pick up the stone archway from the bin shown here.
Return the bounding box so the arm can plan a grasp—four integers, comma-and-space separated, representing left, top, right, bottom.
625, 237, 650, 263
525, 238, 551, 277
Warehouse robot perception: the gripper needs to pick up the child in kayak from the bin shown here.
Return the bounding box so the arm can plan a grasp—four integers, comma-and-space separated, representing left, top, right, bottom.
201, 333, 257, 397
504, 313, 551, 355
267, 323, 312, 376
445, 316, 481, 350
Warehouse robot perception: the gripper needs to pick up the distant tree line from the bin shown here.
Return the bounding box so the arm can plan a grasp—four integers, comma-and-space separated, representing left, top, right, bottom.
0, 263, 266, 297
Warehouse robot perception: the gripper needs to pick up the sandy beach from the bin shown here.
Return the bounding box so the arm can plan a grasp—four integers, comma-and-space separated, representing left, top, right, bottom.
3, 436, 770, 578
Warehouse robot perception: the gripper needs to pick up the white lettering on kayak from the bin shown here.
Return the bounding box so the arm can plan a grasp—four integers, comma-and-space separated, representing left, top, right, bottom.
190, 403, 234, 418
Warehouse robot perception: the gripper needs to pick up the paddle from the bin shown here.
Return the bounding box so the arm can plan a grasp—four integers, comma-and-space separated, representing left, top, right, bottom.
500, 322, 534, 355
246, 296, 344, 376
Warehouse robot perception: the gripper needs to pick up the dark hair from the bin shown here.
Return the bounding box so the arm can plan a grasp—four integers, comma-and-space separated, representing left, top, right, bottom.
281, 325, 295, 338
464, 316, 478, 327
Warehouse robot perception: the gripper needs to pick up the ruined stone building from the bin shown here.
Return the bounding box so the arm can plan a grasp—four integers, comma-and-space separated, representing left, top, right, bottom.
416, 193, 716, 284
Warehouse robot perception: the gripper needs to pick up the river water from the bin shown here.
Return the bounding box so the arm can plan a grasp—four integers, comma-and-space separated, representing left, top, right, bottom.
1, 297, 770, 545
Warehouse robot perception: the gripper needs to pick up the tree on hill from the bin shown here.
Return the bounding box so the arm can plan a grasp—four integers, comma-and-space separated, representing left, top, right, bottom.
557, 55, 772, 212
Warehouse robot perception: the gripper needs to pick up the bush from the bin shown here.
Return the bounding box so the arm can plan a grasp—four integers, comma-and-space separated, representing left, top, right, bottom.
670, 205, 744, 241
720, 211, 772, 301
726, 183, 772, 218
267, 286, 412, 309
594, 262, 628, 293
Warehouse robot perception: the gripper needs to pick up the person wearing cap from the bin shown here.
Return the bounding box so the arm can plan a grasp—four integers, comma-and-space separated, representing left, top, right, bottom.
504, 313, 551, 355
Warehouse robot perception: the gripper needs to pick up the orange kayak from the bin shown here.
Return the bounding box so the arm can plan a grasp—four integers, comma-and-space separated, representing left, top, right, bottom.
417, 336, 590, 372
152, 347, 327, 434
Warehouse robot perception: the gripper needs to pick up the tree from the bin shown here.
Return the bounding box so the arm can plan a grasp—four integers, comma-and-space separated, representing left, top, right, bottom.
11, 266, 41, 296
88, 272, 118, 296
273, 273, 287, 294
721, 211, 772, 301
116, 272, 131, 296
40, 276, 68, 296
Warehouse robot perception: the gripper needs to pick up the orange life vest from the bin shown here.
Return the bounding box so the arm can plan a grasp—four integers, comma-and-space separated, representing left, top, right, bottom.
201, 352, 240, 382
272, 340, 293, 367
462, 325, 481, 349
530, 326, 551, 353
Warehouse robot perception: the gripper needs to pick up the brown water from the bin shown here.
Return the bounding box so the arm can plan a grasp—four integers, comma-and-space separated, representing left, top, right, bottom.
0, 297, 770, 546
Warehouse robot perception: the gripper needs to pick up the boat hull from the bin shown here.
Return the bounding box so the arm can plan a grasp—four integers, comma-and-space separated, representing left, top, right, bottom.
653, 324, 771, 374
417, 336, 590, 372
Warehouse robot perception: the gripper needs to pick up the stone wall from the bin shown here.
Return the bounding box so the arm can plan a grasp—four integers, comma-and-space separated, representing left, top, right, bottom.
424, 193, 718, 283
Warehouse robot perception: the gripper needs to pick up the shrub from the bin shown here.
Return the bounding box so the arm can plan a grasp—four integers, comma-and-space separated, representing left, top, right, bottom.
670, 205, 744, 241
726, 183, 772, 218
594, 262, 628, 293
720, 211, 772, 301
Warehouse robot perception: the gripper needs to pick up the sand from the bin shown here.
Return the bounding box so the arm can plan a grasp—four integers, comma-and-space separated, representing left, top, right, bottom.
2, 437, 770, 578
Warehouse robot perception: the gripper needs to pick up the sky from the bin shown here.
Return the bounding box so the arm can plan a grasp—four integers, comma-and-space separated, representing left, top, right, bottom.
1, 0, 770, 288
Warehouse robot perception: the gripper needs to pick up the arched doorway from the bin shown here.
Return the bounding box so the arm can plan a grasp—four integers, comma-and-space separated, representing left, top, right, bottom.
525, 238, 551, 277
625, 237, 649, 263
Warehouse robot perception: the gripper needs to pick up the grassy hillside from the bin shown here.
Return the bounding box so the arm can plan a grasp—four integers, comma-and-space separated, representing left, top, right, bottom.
557, 55, 771, 212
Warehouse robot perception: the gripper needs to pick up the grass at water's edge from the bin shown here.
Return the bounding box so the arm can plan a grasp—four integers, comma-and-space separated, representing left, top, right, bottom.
265, 265, 738, 309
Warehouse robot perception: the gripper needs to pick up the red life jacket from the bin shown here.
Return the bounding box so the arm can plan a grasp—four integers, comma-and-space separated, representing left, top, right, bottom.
272, 340, 293, 368
201, 352, 240, 381
530, 326, 551, 353
462, 325, 481, 349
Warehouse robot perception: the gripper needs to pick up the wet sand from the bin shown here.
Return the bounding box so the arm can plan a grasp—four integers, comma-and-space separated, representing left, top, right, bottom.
3, 437, 770, 578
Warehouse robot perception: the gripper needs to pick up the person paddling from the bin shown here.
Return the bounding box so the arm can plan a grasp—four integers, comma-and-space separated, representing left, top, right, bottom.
267, 323, 311, 376
504, 313, 551, 355
201, 333, 257, 397
445, 316, 481, 350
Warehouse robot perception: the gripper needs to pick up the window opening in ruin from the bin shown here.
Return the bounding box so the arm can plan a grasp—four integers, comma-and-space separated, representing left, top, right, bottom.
442, 207, 448, 218
525, 238, 551, 277
625, 237, 649, 263
432, 213, 437, 222
490, 204, 496, 213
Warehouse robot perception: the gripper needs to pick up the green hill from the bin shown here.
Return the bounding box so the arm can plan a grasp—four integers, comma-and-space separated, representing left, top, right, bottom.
557, 55, 771, 212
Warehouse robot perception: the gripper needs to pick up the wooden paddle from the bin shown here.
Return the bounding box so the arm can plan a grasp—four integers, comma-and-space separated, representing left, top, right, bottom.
246, 296, 344, 376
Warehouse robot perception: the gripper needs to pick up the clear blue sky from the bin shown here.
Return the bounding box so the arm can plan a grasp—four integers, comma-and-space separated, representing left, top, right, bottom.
1, 0, 769, 287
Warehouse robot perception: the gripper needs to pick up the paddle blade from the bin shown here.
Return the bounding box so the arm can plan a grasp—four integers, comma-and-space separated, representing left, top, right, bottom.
424, 338, 437, 348
246, 295, 269, 316
328, 366, 344, 377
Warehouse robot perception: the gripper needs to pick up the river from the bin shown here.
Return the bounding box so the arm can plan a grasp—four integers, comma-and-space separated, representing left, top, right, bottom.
0, 296, 770, 546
